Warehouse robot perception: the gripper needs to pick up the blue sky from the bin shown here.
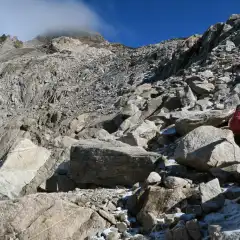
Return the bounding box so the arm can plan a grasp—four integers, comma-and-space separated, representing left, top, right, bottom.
84, 0, 240, 47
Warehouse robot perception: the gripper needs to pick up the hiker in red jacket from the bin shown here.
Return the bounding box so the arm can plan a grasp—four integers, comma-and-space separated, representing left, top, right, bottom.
229, 105, 240, 145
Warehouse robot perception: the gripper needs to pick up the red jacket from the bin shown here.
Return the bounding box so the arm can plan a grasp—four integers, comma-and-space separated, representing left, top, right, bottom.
229, 110, 240, 134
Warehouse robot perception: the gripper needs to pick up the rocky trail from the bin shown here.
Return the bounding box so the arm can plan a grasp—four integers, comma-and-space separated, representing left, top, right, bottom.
0, 14, 240, 239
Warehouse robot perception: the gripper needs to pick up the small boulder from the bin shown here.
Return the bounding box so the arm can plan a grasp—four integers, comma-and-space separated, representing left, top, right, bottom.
142, 96, 163, 119
118, 120, 158, 148
145, 172, 161, 185
177, 85, 196, 108
199, 70, 214, 79
187, 76, 215, 95
116, 222, 128, 233
137, 210, 157, 232
166, 221, 190, 240
121, 103, 139, 117
193, 99, 213, 111
69, 113, 89, 133
164, 176, 190, 189
118, 132, 148, 148
200, 178, 225, 213
137, 186, 197, 217
119, 111, 142, 132
186, 219, 202, 240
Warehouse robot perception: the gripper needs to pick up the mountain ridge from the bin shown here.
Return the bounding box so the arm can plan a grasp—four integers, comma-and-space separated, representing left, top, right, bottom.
0, 14, 240, 239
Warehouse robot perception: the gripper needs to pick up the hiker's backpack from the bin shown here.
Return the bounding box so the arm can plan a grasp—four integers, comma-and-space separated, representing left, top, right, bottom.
229, 107, 240, 134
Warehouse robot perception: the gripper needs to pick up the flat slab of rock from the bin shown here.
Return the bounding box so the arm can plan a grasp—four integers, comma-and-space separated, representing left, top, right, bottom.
174, 126, 240, 171
0, 138, 51, 199
70, 139, 160, 187
0, 192, 108, 239
175, 109, 234, 135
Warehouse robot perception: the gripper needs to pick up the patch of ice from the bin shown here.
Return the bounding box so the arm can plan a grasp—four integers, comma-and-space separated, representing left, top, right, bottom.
222, 188, 229, 193
157, 218, 165, 224
102, 228, 115, 236
128, 217, 137, 223
174, 212, 184, 218
167, 159, 177, 164
114, 208, 128, 215
224, 229, 240, 235
160, 127, 176, 136
101, 227, 119, 238
90, 236, 105, 240
122, 191, 133, 200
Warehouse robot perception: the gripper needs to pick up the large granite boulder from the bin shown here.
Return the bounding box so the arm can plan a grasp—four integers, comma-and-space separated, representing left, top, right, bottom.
70, 139, 160, 187
174, 126, 240, 172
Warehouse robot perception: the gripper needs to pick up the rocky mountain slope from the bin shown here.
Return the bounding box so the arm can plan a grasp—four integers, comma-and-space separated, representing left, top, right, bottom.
0, 14, 240, 239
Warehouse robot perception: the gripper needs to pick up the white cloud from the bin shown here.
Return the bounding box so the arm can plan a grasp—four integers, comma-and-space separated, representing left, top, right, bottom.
0, 0, 108, 40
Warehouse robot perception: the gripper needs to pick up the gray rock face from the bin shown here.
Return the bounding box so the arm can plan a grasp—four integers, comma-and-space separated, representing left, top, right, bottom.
174, 126, 240, 171
69, 139, 160, 187
0, 34, 182, 141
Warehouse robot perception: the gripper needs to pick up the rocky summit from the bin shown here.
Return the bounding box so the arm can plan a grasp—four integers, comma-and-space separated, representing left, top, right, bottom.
1, 14, 240, 239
